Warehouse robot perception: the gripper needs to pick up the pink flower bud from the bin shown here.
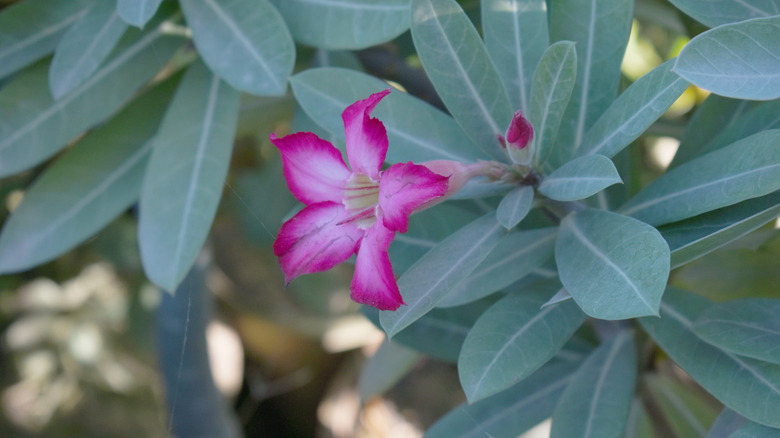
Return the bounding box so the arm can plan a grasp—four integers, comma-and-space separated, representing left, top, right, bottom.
504, 111, 535, 165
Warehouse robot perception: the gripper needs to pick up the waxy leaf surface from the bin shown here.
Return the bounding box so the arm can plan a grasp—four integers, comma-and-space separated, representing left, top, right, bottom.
496, 186, 534, 229
117, 0, 165, 27
538, 154, 621, 202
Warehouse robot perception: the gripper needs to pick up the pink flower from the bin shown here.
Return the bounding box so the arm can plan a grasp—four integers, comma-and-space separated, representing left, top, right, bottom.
270, 89, 454, 311
498, 111, 535, 165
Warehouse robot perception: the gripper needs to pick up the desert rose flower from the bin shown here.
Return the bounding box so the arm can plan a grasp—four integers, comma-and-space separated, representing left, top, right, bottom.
498, 110, 535, 165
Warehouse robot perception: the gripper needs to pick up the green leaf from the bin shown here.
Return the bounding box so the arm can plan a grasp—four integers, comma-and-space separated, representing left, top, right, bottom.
380, 212, 508, 337
529, 41, 577, 168
550, 331, 637, 438
411, 0, 512, 161
290, 67, 483, 163
730, 421, 780, 438
438, 228, 557, 308
49, 1, 128, 98
426, 362, 578, 438
496, 186, 534, 229
538, 154, 622, 202
547, 0, 633, 168
542, 288, 573, 309
660, 192, 780, 268
139, 61, 241, 292
708, 409, 748, 438
639, 287, 780, 428
674, 16, 780, 100
0, 20, 183, 178
180, 0, 294, 96
358, 340, 420, 400
619, 130, 780, 227
391, 202, 480, 274
577, 60, 689, 159
624, 398, 655, 438
556, 209, 670, 320
694, 99, 780, 161
645, 374, 719, 438
0, 75, 177, 274
117, 0, 165, 28
672, 95, 757, 169
666, 0, 779, 27
693, 299, 780, 365
270, 0, 410, 50
481, 0, 549, 113
458, 282, 587, 402
0, 0, 93, 80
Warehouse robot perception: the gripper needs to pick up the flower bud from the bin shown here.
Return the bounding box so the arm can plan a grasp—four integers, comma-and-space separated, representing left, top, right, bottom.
500, 111, 534, 165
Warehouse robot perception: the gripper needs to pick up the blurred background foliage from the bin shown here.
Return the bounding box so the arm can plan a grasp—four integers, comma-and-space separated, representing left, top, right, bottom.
0, 0, 778, 437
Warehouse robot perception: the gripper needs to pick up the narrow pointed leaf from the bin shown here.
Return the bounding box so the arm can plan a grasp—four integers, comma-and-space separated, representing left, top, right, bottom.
529, 41, 577, 168
290, 68, 483, 163
496, 186, 534, 229
538, 154, 621, 202
180, 0, 294, 96
550, 331, 637, 438
548, 0, 633, 168
0, 0, 93, 80
380, 213, 508, 338
556, 209, 670, 320
620, 130, 780, 227
666, 0, 779, 28
270, 0, 410, 50
139, 62, 241, 292
674, 16, 780, 100
639, 287, 780, 428
458, 282, 587, 402
49, 1, 128, 98
693, 299, 780, 365
578, 60, 689, 159
358, 340, 420, 400
0, 21, 183, 178
481, 0, 548, 112
0, 76, 177, 274
426, 362, 579, 438
117, 0, 165, 27
411, 0, 512, 160
645, 374, 719, 438
438, 227, 557, 308
660, 192, 780, 268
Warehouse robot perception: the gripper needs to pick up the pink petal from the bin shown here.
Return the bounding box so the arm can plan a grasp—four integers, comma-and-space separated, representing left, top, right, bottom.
378, 162, 449, 233
351, 223, 404, 311
270, 132, 351, 205
274, 202, 363, 284
342, 89, 391, 180
505, 110, 534, 150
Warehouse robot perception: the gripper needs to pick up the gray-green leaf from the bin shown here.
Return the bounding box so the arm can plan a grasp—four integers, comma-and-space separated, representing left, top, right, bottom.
139, 61, 240, 292
0, 22, 183, 178
358, 340, 419, 400
646, 374, 719, 438
380, 213, 508, 338
496, 186, 534, 229
577, 59, 689, 159
666, 0, 779, 27
556, 209, 670, 320
550, 331, 637, 438
538, 154, 622, 202
481, 0, 548, 113
438, 227, 557, 308
117, 0, 165, 28
180, 0, 294, 96
693, 299, 780, 365
529, 41, 577, 168
619, 130, 780, 227
674, 16, 780, 100
411, 0, 512, 161
458, 282, 587, 402
290, 67, 483, 163
49, 1, 128, 98
0, 75, 177, 274
270, 0, 410, 50
639, 287, 780, 428
0, 0, 93, 80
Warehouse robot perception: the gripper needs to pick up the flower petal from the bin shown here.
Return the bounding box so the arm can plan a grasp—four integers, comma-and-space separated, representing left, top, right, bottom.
270, 132, 351, 205
273, 202, 363, 283
378, 162, 449, 233
342, 89, 391, 180
351, 223, 404, 311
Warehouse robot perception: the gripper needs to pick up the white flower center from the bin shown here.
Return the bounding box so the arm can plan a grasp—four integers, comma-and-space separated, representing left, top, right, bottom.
342, 173, 380, 228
